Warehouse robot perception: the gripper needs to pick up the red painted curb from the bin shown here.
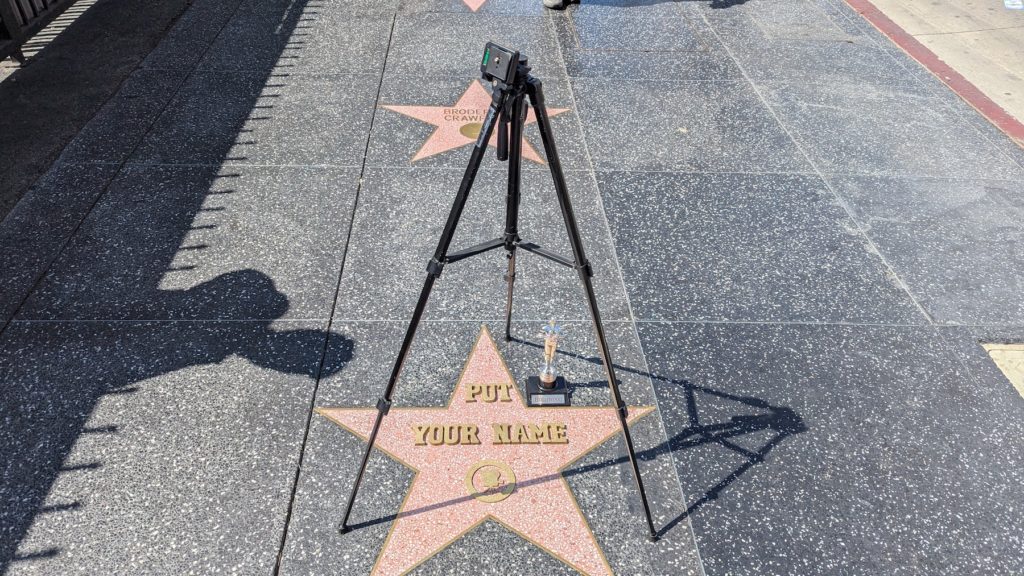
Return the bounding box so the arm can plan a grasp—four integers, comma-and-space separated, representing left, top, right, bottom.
845, 0, 1024, 147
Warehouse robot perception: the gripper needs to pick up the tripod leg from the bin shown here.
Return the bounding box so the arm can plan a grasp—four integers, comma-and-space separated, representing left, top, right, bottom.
526, 77, 659, 541
504, 249, 517, 341
340, 90, 507, 533
503, 92, 526, 341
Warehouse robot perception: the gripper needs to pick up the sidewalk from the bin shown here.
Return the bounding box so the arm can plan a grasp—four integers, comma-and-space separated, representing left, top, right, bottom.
847, 0, 1024, 144
1, 0, 1022, 574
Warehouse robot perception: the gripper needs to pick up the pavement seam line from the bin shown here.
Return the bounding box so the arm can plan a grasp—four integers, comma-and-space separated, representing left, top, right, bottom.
838, 0, 1024, 164
271, 11, 399, 574
0, 0, 250, 338
549, 8, 708, 575
699, 8, 936, 327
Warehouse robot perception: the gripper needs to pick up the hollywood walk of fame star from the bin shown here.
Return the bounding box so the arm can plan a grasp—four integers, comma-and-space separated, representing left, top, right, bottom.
381, 81, 569, 164
463, 0, 487, 10
317, 326, 653, 575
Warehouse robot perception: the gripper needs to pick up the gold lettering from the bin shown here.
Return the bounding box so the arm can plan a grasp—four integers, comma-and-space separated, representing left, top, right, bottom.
415, 422, 567, 446
513, 424, 538, 444
466, 383, 482, 402
548, 422, 568, 444
412, 425, 430, 446
428, 426, 444, 446
481, 385, 497, 403
493, 423, 511, 444
462, 425, 480, 445
497, 383, 513, 402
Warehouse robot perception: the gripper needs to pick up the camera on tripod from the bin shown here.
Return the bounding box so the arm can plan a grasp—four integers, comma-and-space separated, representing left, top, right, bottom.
480, 42, 521, 85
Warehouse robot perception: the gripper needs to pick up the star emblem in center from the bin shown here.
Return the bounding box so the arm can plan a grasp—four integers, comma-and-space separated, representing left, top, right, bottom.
381, 81, 570, 164
317, 326, 652, 575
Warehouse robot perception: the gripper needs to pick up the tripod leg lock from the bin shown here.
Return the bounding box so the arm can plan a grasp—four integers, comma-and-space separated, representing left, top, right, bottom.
426, 258, 445, 278
575, 260, 594, 278
616, 404, 629, 420
376, 398, 392, 415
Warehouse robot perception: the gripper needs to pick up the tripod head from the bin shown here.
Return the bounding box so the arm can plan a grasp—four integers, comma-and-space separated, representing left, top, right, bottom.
480, 42, 532, 161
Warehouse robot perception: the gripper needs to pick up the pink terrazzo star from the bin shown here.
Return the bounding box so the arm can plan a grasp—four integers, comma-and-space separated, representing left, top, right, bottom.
463, 0, 487, 10
317, 326, 652, 576
381, 81, 569, 164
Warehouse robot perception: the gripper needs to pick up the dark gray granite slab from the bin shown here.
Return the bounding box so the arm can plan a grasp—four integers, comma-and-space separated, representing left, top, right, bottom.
0, 164, 119, 326
637, 321, 1024, 576
129, 70, 379, 167
385, 13, 563, 80
939, 98, 1024, 178
58, 69, 190, 164
366, 75, 588, 171
572, 78, 813, 173
0, 319, 346, 575
332, 167, 631, 322
140, 0, 246, 71
399, 0, 546, 15
697, 0, 876, 38
196, 8, 392, 74
19, 165, 359, 321
552, 1, 742, 80
762, 80, 1024, 180
829, 175, 1024, 325
707, 8, 931, 93
234, 0, 402, 13
278, 321, 702, 575
598, 171, 923, 323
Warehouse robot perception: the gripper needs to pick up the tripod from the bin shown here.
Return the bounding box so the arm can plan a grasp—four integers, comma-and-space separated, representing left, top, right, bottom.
340, 49, 658, 542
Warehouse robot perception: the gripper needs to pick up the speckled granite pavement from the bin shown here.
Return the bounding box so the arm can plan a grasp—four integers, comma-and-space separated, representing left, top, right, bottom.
1, 0, 1023, 573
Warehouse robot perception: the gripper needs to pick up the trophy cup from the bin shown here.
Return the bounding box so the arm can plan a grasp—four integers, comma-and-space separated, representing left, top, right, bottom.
526, 320, 570, 407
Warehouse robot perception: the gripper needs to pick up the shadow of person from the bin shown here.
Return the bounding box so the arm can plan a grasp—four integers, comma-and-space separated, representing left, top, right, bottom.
0, 268, 353, 571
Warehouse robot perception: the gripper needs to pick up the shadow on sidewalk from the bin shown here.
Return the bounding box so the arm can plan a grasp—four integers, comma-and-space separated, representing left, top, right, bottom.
0, 0, 194, 220
0, 0, 355, 571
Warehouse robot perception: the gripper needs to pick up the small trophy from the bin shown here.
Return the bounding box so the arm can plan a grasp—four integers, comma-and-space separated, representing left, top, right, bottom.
526, 320, 570, 407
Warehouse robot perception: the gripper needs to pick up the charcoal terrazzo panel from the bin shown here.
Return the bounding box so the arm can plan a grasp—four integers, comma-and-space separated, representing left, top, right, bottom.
598, 171, 924, 324
638, 321, 1024, 575
0, 319, 338, 575
572, 78, 813, 174
19, 165, 360, 321
57, 69, 191, 164
708, 8, 930, 93
0, 164, 119, 325
140, 0, 246, 71
196, 8, 392, 74
828, 176, 1024, 325
761, 80, 1024, 180
552, 0, 742, 80
399, 0, 546, 16
332, 167, 630, 322
385, 13, 562, 80
129, 70, 380, 167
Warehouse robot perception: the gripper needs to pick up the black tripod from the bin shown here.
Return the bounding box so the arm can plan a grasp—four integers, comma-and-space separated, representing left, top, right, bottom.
340, 46, 658, 541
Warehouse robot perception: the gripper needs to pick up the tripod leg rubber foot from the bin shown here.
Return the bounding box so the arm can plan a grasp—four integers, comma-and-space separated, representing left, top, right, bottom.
648, 532, 659, 542
340, 524, 352, 534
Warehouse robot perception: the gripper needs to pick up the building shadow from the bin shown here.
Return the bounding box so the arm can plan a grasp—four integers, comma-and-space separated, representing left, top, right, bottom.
0, 0, 353, 571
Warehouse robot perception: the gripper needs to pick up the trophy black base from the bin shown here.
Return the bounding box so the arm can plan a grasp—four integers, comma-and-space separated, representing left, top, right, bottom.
526, 376, 570, 407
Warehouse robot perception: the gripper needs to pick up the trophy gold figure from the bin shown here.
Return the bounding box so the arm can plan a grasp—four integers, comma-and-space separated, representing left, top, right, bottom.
526, 320, 570, 406
539, 320, 562, 389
